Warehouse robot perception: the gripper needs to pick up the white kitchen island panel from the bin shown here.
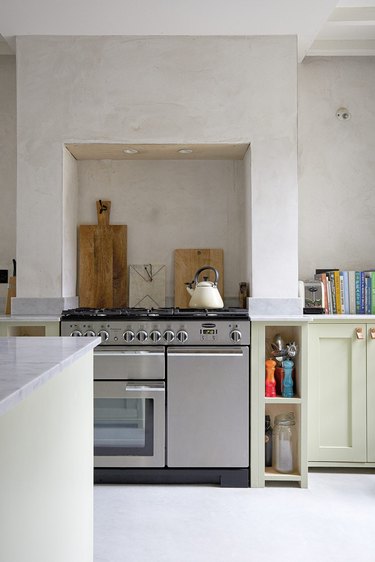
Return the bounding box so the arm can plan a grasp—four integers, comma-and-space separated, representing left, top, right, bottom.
0, 337, 99, 562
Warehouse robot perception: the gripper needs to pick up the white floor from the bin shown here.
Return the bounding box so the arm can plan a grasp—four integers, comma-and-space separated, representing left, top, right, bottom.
94, 470, 375, 562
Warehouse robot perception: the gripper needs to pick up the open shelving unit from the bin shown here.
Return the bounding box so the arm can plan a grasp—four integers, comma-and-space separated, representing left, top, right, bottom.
251, 319, 309, 488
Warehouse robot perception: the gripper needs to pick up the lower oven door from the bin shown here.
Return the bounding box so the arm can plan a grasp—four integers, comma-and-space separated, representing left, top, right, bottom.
94, 381, 165, 468
167, 347, 249, 468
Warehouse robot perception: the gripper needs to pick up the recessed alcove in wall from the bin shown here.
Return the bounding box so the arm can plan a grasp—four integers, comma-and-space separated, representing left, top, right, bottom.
65, 143, 251, 305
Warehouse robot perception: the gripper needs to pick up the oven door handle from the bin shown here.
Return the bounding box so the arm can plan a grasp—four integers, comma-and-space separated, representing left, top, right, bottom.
94, 350, 164, 357
125, 382, 165, 392
167, 349, 244, 358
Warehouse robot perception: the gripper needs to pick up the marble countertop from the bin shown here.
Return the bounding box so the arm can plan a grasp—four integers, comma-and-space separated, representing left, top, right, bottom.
0, 315, 60, 322
0, 337, 100, 416
250, 315, 311, 322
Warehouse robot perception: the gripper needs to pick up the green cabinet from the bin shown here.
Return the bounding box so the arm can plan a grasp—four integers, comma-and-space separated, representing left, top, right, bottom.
0, 320, 60, 337
308, 321, 375, 466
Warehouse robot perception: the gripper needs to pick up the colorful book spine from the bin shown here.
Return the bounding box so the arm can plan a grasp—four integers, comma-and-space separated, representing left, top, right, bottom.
333, 270, 341, 314
342, 271, 350, 315
314, 272, 329, 314
371, 272, 375, 315
328, 272, 337, 314
355, 271, 366, 314
365, 273, 372, 314
348, 271, 356, 314
355, 272, 362, 313
339, 272, 345, 314
326, 273, 333, 314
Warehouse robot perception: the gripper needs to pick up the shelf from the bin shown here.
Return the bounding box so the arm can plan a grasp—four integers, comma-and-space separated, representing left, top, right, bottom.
264, 467, 302, 481
264, 397, 302, 404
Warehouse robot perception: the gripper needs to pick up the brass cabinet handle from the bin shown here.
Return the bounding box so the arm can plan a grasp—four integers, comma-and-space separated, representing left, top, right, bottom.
370, 328, 375, 340
356, 327, 364, 339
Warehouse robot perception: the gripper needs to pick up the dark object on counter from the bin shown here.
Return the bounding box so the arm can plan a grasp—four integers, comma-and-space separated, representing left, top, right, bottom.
303, 307, 324, 314
265, 415, 273, 467
239, 282, 249, 308
0, 270, 8, 283
5, 258, 16, 315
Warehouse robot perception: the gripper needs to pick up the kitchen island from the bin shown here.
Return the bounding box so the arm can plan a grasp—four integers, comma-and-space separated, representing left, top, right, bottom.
0, 336, 100, 562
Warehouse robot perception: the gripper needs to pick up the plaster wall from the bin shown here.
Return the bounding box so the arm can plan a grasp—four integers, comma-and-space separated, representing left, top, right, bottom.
63, 147, 78, 298
77, 159, 246, 300
0, 56, 16, 308
15, 35, 299, 313
298, 57, 375, 281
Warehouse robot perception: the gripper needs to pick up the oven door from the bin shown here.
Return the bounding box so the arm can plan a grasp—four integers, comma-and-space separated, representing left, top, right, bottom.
94, 346, 165, 380
94, 381, 165, 468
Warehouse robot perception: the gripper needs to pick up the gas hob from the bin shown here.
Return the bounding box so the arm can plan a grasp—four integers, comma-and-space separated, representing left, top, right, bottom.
60, 307, 250, 346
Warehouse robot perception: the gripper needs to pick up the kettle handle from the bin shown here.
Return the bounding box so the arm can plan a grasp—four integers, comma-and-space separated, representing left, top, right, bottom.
193, 266, 219, 286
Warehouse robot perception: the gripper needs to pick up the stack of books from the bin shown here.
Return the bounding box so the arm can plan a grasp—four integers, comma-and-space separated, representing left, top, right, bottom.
314, 269, 375, 315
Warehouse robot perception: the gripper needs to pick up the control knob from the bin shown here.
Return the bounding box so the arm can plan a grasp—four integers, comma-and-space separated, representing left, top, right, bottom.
230, 329, 242, 343
70, 330, 82, 337
176, 330, 188, 343
136, 330, 148, 342
123, 330, 135, 343
98, 330, 109, 342
149, 330, 162, 343
84, 330, 96, 337
163, 329, 175, 343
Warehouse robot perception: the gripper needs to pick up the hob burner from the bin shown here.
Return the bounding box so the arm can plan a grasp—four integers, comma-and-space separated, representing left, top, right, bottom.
60, 307, 249, 320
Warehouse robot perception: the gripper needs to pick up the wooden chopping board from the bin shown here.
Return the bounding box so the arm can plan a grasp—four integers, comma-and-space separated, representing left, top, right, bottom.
79, 200, 127, 308
174, 249, 224, 308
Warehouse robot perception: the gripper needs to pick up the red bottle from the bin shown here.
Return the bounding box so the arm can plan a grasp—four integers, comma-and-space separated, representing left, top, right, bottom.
265, 359, 277, 397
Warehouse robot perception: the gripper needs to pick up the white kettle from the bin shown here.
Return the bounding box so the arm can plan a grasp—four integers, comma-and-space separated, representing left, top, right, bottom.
186, 266, 224, 309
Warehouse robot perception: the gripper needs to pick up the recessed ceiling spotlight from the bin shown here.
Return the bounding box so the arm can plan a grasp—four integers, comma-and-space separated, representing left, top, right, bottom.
178, 148, 193, 154
123, 147, 139, 154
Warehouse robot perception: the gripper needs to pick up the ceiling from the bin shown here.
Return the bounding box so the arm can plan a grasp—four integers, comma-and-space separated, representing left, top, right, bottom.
0, 0, 374, 60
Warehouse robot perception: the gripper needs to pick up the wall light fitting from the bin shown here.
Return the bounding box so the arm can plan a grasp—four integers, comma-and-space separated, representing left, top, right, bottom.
178, 148, 193, 154
336, 107, 351, 121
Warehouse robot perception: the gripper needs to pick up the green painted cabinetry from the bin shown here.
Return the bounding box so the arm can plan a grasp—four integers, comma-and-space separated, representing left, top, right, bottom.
308, 321, 375, 466
0, 320, 60, 337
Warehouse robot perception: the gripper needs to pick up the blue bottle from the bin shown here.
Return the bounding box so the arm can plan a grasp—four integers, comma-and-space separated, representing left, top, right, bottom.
282, 359, 294, 398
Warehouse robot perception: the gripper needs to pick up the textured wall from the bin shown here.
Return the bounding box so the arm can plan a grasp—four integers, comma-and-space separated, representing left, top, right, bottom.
299, 57, 375, 281
16, 35, 298, 307
78, 159, 246, 299
0, 56, 16, 307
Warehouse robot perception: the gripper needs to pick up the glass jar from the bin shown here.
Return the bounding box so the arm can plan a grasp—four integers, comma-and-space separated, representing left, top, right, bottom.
273, 412, 296, 473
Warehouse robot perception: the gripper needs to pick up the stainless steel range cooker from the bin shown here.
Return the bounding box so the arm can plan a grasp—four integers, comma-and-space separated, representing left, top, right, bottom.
60, 307, 250, 487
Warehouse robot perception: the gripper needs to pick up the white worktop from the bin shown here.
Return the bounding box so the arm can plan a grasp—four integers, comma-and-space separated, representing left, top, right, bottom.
0, 315, 60, 322
0, 336, 100, 416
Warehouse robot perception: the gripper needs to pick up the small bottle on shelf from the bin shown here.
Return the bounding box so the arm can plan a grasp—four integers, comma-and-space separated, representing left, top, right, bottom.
282, 359, 294, 398
274, 365, 284, 396
265, 359, 277, 397
265, 415, 273, 467
273, 412, 296, 473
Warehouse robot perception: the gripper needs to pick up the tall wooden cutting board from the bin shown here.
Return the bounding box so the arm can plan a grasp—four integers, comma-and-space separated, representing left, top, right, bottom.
79, 201, 127, 308
174, 249, 224, 308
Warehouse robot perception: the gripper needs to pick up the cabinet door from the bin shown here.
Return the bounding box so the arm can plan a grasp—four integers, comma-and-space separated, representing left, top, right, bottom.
367, 324, 375, 462
308, 323, 367, 462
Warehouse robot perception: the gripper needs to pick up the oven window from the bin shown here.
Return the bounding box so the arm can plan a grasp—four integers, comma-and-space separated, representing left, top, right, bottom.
94, 398, 154, 456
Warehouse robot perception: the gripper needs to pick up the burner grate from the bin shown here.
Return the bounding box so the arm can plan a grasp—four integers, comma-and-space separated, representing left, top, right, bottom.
60, 306, 249, 320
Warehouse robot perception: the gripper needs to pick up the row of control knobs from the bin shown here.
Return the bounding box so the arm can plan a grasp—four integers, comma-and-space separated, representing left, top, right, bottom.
70, 328, 242, 343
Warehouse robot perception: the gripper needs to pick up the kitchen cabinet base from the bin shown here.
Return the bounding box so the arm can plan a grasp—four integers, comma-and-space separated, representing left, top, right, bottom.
94, 467, 250, 488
